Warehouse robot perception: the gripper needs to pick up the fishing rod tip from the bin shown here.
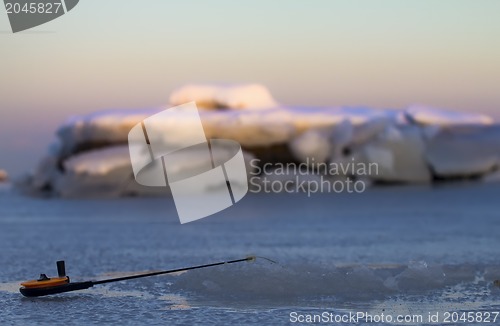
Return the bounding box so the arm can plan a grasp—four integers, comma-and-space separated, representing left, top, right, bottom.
245, 255, 256, 262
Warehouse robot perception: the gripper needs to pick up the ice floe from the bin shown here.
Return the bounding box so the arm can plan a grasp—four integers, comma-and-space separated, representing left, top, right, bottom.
16, 84, 500, 197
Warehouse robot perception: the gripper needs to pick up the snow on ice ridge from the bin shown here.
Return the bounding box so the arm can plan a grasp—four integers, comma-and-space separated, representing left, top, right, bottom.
406, 104, 494, 126
169, 84, 279, 110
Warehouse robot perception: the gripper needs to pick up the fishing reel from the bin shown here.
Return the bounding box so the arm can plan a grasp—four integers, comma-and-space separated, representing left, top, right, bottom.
21, 261, 69, 288
20, 260, 93, 297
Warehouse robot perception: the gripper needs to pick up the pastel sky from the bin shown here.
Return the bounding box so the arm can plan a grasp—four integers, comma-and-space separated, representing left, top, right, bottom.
1, 0, 500, 176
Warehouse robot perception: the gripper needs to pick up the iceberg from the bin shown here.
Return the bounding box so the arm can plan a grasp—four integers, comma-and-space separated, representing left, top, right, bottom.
17, 84, 500, 197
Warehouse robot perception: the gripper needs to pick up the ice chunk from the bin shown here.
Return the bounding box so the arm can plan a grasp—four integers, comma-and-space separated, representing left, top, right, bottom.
200, 108, 297, 146
31, 155, 61, 190
289, 128, 331, 163
425, 126, 500, 178
286, 106, 390, 132
54, 146, 166, 197
361, 125, 432, 183
57, 108, 162, 156
406, 105, 494, 126
64, 146, 131, 176
483, 170, 500, 183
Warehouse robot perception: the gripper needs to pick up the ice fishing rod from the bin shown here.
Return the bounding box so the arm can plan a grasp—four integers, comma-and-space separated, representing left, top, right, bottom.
20, 256, 257, 297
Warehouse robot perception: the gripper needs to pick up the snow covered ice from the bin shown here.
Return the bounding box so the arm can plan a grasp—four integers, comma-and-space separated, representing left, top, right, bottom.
16, 84, 500, 197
